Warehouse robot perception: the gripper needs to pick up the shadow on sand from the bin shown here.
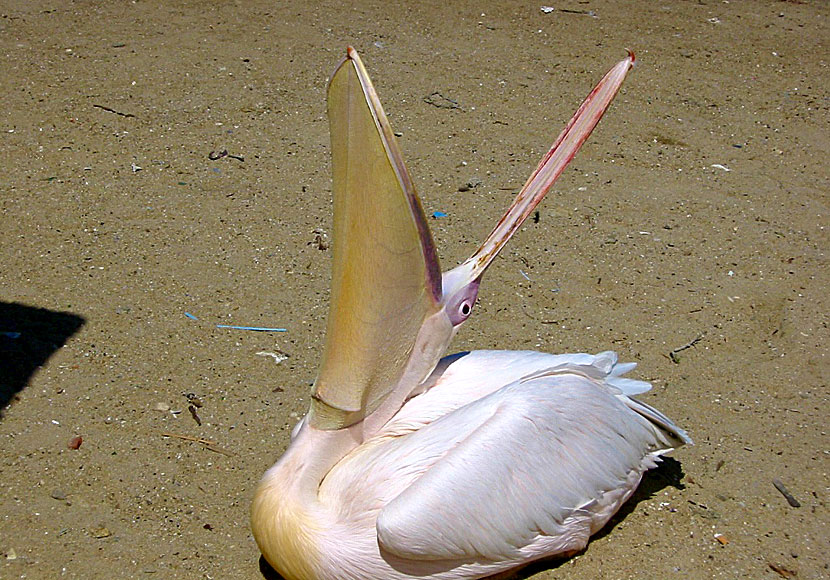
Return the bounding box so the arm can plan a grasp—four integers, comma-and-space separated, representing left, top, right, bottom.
0, 301, 85, 415
257, 457, 686, 579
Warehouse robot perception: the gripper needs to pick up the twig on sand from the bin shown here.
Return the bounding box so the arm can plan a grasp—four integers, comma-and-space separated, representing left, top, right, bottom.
161, 432, 233, 457
772, 477, 801, 508
208, 149, 244, 162
669, 333, 705, 363
216, 324, 286, 332
92, 104, 135, 118
188, 404, 202, 426
768, 562, 798, 578
423, 92, 461, 110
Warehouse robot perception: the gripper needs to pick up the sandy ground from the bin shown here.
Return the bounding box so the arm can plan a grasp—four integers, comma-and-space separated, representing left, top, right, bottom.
1, 1, 827, 578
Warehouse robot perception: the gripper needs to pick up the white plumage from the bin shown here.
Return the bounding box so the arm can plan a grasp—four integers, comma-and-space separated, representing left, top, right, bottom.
257, 352, 688, 579
251, 48, 690, 580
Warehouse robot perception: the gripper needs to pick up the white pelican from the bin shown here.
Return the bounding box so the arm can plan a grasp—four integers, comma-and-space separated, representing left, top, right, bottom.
251, 47, 690, 580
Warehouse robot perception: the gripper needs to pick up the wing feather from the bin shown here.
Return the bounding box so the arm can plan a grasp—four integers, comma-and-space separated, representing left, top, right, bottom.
375, 357, 685, 562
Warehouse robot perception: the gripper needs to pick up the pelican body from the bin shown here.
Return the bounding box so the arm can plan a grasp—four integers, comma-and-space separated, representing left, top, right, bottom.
252, 48, 690, 580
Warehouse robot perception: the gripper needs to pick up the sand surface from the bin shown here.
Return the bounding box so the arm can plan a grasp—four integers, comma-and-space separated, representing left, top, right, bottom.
1, 1, 827, 578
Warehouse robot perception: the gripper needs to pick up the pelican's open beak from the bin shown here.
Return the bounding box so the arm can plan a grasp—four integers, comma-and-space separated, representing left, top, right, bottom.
310, 48, 445, 431
309, 48, 634, 432
441, 53, 635, 304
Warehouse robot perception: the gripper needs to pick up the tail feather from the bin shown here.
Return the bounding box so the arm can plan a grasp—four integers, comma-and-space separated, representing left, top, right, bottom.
625, 396, 692, 447
520, 350, 691, 447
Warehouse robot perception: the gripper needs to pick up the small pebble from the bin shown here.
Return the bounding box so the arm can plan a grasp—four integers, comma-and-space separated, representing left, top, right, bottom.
91, 527, 111, 539
67, 436, 83, 450
457, 178, 482, 192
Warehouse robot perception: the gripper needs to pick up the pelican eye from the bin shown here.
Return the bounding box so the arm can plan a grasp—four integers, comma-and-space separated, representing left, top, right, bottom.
443, 278, 481, 327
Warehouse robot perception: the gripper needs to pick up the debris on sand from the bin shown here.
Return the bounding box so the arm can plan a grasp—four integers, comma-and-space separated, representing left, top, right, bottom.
772, 478, 801, 508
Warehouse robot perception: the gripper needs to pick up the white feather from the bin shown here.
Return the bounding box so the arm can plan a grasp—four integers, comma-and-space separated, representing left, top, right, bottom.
310, 350, 689, 574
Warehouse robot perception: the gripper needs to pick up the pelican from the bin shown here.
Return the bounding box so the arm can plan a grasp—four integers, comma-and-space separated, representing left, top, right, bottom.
251, 47, 690, 580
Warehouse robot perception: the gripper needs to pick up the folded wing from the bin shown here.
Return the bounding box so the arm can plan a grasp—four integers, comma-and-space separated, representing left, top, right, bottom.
376, 358, 687, 561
